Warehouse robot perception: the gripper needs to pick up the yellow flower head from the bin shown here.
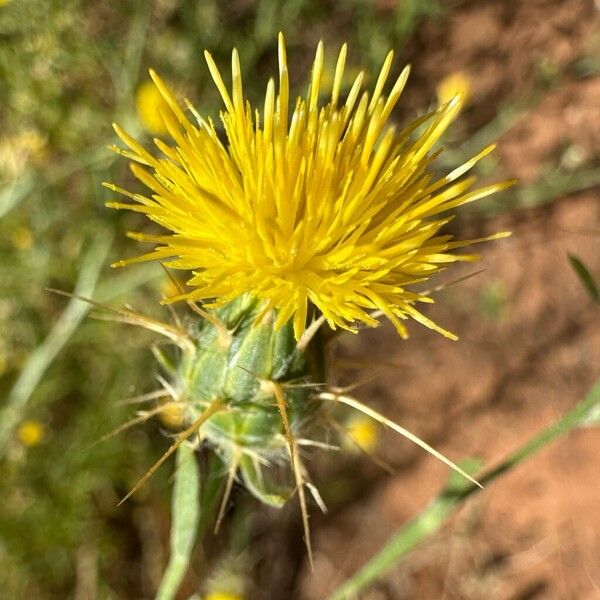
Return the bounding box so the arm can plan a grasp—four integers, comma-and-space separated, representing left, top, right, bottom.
17, 420, 45, 447
205, 593, 244, 600
11, 225, 34, 251
436, 71, 473, 107
107, 34, 511, 340
346, 415, 379, 453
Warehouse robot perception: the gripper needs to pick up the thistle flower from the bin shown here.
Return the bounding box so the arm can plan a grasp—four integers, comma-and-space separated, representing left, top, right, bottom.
100, 36, 510, 571
106, 34, 511, 341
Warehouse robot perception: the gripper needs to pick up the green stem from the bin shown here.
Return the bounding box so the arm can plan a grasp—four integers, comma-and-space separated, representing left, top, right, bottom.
155, 444, 200, 600
327, 379, 600, 600
155, 450, 225, 600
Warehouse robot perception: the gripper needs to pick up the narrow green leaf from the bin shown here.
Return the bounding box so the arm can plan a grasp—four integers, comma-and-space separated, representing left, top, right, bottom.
0, 239, 161, 457
156, 444, 200, 600
568, 254, 600, 303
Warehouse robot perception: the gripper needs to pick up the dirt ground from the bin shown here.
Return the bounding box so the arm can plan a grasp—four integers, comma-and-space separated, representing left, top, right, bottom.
294, 1, 600, 599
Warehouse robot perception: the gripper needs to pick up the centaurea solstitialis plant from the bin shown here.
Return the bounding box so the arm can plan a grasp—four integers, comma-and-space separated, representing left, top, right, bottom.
101, 33, 511, 566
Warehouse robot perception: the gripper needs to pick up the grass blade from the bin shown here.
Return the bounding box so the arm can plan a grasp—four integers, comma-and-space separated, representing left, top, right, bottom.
568, 253, 600, 304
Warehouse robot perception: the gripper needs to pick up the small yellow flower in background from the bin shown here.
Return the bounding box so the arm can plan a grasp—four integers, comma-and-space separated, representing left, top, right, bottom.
136, 80, 171, 135
346, 416, 379, 452
17, 420, 45, 447
0, 129, 46, 179
108, 34, 511, 341
17, 129, 46, 162
0, 0, 11, 7
205, 593, 244, 600
11, 226, 34, 251
436, 71, 473, 107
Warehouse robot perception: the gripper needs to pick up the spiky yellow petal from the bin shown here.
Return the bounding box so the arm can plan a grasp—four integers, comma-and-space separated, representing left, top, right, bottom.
107, 35, 511, 340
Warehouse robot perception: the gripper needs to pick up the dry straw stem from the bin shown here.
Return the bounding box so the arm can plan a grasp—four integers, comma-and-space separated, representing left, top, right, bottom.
318, 392, 481, 488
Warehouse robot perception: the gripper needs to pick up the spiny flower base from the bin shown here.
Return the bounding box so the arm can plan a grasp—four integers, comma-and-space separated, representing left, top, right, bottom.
85, 290, 480, 562
165, 294, 324, 508
104, 293, 326, 560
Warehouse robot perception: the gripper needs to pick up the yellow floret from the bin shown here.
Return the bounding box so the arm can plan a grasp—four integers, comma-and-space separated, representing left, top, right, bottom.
347, 416, 379, 453
205, 593, 244, 600
436, 71, 473, 107
17, 420, 45, 447
11, 226, 33, 251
